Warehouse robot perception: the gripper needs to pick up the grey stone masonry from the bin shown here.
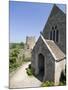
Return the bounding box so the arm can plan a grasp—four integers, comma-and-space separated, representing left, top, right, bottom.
31, 4, 66, 85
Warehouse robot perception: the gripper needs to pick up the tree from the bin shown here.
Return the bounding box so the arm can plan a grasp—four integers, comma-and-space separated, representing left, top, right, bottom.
20, 42, 24, 48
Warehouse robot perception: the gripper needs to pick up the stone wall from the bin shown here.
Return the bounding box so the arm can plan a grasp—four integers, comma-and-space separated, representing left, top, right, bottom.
31, 5, 66, 84
31, 37, 55, 82
16, 48, 32, 63
55, 59, 66, 85
42, 6, 66, 54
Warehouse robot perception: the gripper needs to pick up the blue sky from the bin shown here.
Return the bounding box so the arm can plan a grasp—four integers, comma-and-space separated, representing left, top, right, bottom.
9, 1, 66, 43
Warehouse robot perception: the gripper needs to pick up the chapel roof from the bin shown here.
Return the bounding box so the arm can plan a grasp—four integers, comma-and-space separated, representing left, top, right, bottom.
40, 34, 65, 61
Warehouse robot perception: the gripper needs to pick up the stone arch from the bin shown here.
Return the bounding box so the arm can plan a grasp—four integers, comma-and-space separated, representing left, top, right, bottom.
38, 53, 45, 81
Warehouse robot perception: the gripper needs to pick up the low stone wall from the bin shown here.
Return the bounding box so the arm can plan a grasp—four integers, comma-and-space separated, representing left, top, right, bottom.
16, 49, 32, 63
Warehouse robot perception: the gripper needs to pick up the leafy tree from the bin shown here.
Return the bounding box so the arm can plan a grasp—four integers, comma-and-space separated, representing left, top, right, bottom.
10, 43, 17, 49
20, 42, 24, 48
9, 48, 20, 72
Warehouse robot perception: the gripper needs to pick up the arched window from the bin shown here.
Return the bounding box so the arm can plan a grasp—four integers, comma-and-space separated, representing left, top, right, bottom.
56, 30, 59, 42
53, 30, 55, 41
50, 31, 52, 40
49, 25, 59, 43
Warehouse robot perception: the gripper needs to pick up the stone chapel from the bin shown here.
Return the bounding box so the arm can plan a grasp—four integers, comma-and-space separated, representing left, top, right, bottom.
31, 4, 66, 85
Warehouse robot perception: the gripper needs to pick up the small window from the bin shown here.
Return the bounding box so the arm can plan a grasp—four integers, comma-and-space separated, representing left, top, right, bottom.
53, 30, 55, 41
56, 30, 59, 42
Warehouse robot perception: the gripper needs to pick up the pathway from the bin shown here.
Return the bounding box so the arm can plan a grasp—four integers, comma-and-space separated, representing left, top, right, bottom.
10, 62, 42, 89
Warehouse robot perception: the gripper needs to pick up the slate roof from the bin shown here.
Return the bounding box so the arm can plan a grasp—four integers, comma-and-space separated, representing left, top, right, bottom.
40, 34, 65, 61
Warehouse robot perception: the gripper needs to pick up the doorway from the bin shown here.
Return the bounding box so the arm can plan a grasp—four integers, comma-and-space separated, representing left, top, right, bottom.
38, 53, 45, 81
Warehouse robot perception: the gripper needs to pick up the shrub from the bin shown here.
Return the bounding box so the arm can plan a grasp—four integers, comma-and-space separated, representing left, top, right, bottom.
26, 64, 33, 76
26, 68, 33, 76
41, 81, 54, 87
59, 82, 64, 86
9, 62, 18, 72
59, 81, 66, 86
41, 81, 66, 87
9, 56, 16, 64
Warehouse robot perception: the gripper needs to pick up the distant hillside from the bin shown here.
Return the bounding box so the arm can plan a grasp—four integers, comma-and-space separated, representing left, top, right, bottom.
9, 42, 25, 49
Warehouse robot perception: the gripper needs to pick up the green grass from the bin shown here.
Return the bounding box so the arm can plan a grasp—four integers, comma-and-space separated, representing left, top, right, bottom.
41, 81, 54, 87
41, 80, 66, 87
9, 62, 22, 72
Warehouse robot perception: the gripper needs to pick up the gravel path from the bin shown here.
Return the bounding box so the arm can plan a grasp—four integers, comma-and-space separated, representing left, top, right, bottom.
10, 62, 42, 89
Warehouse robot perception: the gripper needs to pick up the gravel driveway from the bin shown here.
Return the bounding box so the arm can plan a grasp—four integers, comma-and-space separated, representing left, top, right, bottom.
9, 62, 42, 89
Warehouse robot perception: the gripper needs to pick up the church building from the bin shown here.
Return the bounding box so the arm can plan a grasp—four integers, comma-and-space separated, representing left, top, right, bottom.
31, 4, 66, 85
